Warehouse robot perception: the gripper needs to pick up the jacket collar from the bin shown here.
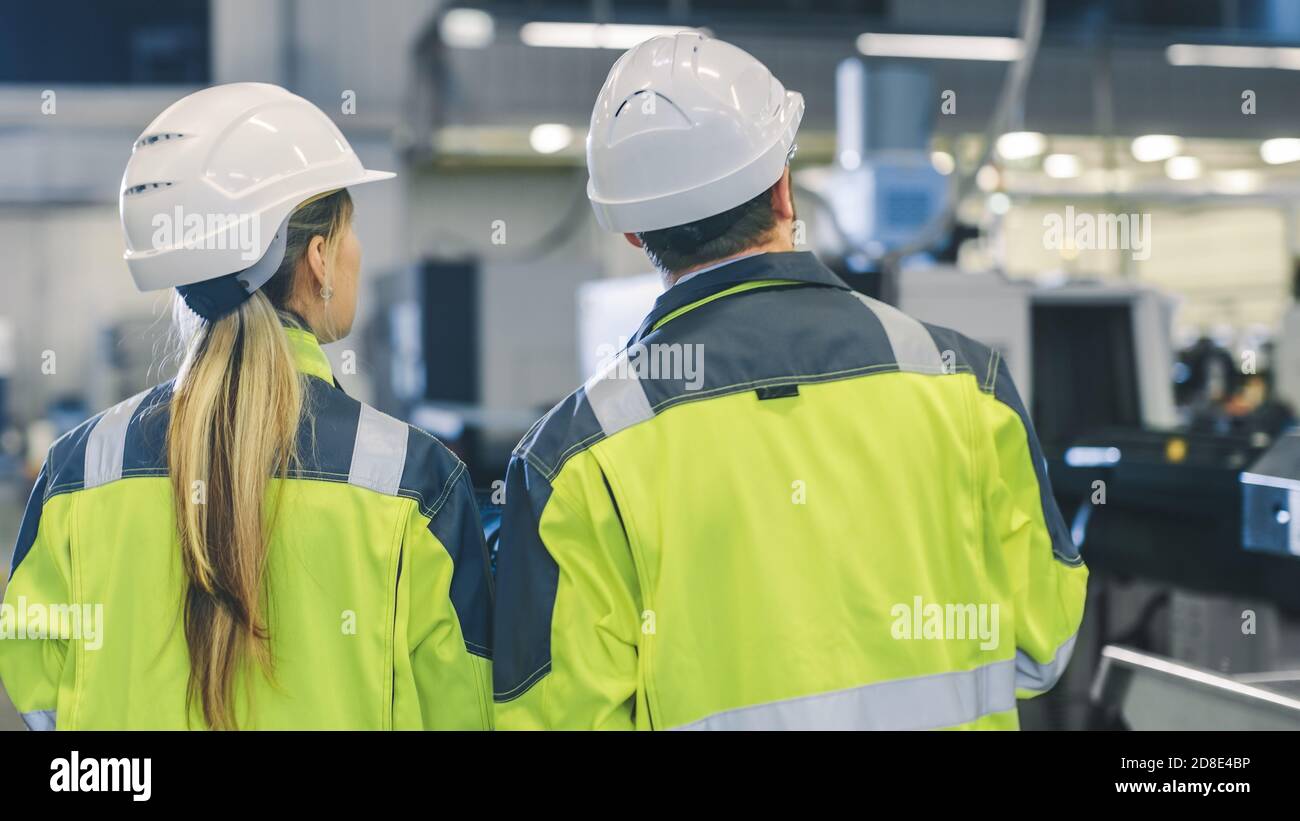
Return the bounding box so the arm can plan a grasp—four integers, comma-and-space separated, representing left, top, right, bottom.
283, 326, 335, 383
631, 251, 852, 343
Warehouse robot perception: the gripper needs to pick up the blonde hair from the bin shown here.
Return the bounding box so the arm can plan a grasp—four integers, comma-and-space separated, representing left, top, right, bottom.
168, 189, 353, 729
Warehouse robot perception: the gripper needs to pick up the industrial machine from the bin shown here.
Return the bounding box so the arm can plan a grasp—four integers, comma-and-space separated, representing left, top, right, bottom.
898, 267, 1179, 434
1091, 645, 1300, 731
816, 60, 949, 261
1243, 432, 1300, 559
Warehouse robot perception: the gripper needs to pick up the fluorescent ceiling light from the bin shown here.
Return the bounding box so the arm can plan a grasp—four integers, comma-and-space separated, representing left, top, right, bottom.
1042, 153, 1081, 179
1214, 170, 1261, 194
441, 9, 495, 48
995, 131, 1046, 161
529, 123, 573, 154
1167, 43, 1300, 70
1261, 137, 1300, 165
856, 32, 1022, 61
521, 22, 700, 50
1165, 155, 1202, 180
1131, 134, 1183, 163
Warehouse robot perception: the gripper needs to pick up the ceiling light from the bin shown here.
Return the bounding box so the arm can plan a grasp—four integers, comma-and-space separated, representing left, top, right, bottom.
521, 22, 700, 49
529, 123, 573, 154
996, 131, 1046, 161
1214, 170, 1261, 194
975, 164, 1000, 192
1261, 138, 1300, 165
1167, 43, 1300, 70
1165, 155, 1202, 180
856, 33, 1022, 62
1131, 134, 1183, 163
440, 9, 494, 49
1042, 153, 1081, 179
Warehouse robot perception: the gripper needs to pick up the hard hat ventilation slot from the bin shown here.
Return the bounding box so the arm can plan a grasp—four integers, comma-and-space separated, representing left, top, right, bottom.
133, 132, 187, 150
123, 181, 176, 197
615, 90, 674, 118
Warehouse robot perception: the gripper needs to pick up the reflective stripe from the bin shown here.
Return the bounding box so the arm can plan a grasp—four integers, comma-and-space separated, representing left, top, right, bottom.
1016, 633, 1079, 693
853, 293, 945, 373
348, 405, 409, 496
84, 389, 150, 489
583, 350, 653, 437
676, 659, 1017, 730
21, 709, 56, 731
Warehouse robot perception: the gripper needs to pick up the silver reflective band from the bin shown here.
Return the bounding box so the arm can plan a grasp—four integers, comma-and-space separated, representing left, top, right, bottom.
584, 350, 654, 437
84, 389, 151, 489
676, 659, 1017, 730
853, 293, 945, 373
348, 405, 409, 496
21, 709, 56, 731
1016, 633, 1078, 693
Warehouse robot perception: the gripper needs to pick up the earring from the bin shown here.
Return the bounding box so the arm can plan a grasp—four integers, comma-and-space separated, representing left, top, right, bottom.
321, 285, 333, 300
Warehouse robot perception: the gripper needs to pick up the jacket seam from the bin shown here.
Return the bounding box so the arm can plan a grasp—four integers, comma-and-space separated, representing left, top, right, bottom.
520, 363, 989, 482
983, 353, 1085, 569
963, 370, 984, 598
383, 498, 408, 730
589, 449, 660, 729
69, 493, 83, 730
494, 661, 551, 702
489, 469, 589, 705
42, 461, 468, 523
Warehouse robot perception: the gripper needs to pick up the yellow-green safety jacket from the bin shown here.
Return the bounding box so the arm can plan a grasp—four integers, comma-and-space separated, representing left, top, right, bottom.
0, 328, 494, 729
493, 251, 1087, 730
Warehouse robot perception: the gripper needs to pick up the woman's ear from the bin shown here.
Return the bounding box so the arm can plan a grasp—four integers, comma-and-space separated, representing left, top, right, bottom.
304, 234, 329, 289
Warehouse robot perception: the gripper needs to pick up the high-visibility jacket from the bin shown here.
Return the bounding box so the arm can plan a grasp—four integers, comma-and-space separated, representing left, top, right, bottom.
0, 327, 493, 730
493, 251, 1087, 730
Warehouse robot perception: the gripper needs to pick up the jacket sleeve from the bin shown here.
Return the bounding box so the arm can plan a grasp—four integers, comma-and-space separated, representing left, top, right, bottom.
0, 464, 71, 730
981, 356, 1088, 698
492, 451, 642, 730
400, 466, 495, 729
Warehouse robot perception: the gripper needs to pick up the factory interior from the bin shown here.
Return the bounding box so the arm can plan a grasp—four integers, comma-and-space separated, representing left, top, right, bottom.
3, 0, 1300, 734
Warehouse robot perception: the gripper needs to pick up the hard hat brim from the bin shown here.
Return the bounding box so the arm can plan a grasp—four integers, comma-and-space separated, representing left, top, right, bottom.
125, 166, 396, 292
356, 169, 397, 184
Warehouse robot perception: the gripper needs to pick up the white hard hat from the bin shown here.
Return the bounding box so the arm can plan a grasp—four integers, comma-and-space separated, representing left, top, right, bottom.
120, 82, 394, 292
586, 32, 804, 233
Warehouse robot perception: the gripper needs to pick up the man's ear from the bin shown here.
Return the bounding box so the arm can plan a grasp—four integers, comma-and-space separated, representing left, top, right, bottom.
623, 232, 644, 249
771, 167, 795, 222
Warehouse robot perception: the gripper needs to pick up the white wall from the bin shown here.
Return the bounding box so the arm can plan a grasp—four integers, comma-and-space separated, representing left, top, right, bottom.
0, 204, 164, 420
406, 165, 653, 415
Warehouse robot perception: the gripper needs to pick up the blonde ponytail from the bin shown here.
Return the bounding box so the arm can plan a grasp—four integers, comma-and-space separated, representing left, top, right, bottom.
168, 189, 353, 729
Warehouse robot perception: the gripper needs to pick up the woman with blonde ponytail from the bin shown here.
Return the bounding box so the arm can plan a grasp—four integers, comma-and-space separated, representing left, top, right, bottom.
0, 84, 493, 730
